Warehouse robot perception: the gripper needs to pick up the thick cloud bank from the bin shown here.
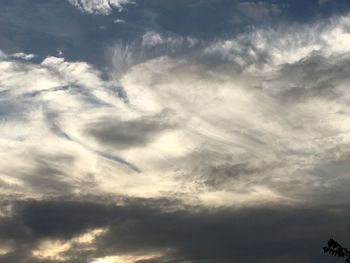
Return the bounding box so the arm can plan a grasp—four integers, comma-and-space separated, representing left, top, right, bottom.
2, 1, 350, 262
0, 198, 348, 263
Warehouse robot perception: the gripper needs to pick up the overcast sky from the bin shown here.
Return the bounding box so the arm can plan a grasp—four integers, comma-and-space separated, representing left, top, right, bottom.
1, 0, 350, 262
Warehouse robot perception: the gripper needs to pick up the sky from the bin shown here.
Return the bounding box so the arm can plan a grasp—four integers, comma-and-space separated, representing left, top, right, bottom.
1, 0, 350, 262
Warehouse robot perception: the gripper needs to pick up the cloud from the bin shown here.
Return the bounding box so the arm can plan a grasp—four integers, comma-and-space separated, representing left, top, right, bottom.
3, 8, 350, 262
319, 0, 330, 6
1, 198, 350, 262
11, 53, 36, 60
3, 13, 350, 206
85, 112, 176, 150
238, 1, 283, 21
141, 31, 199, 49
0, 53, 142, 199
114, 13, 350, 206
113, 18, 125, 23
68, 0, 133, 15
203, 13, 350, 70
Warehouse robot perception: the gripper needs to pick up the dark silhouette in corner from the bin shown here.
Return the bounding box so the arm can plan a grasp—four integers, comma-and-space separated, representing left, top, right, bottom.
323, 238, 350, 262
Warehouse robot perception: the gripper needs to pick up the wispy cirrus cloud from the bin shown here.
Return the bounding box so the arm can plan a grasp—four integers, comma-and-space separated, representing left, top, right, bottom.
2, 13, 350, 206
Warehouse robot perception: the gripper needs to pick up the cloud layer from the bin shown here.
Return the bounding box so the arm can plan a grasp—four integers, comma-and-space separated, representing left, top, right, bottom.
1, 198, 348, 263
2, 1, 350, 262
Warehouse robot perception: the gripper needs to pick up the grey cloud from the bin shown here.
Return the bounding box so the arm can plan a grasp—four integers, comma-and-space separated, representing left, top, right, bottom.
0, 197, 178, 262
0, 99, 29, 119
199, 162, 269, 188
238, 1, 283, 21
268, 54, 350, 103
302, 157, 350, 202
56, 203, 350, 262
85, 113, 175, 149
1, 198, 349, 262
18, 154, 76, 196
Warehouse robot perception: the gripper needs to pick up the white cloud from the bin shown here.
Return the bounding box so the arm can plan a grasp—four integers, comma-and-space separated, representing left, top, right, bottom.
142, 32, 164, 47
204, 14, 350, 72
116, 13, 350, 206
2, 13, 350, 208
0, 51, 287, 206
113, 18, 125, 23
11, 52, 36, 60
141, 31, 199, 48
68, 0, 132, 15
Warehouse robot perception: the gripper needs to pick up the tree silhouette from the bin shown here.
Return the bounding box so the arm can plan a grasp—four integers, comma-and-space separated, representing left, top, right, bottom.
323, 238, 350, 262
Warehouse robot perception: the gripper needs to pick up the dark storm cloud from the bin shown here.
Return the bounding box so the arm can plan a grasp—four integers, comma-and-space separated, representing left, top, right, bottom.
0, 198, 177, 262
1, 198, 350, 262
